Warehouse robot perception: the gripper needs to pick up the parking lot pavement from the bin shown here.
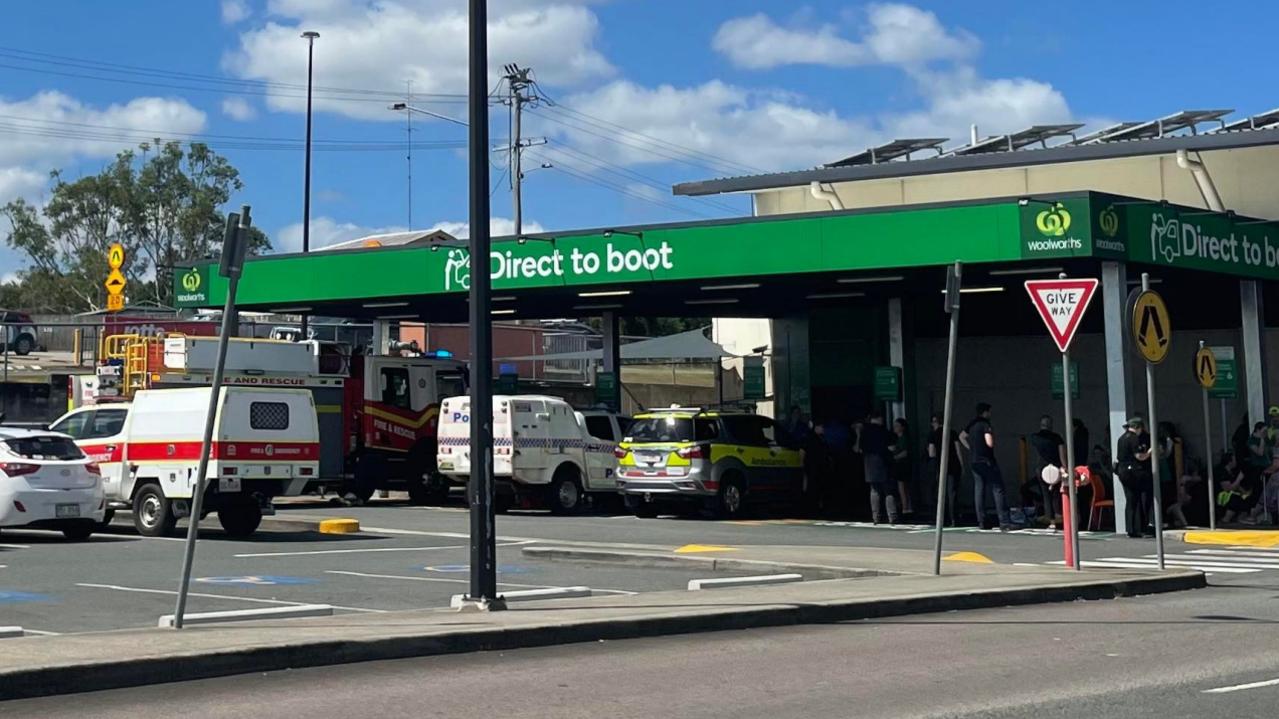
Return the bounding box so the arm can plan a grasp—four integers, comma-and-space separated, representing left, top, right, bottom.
0, 518, 757, 635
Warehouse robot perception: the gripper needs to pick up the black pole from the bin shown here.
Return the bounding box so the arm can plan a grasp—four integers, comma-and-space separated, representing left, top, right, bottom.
466, 0, 499, 607
301, 31, 318, 340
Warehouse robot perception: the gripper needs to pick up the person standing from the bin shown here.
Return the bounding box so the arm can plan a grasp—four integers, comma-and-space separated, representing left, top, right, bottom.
1072, 418, 1090, 473
961, 402, 1011, 531
857, 412, 899, 524
1116, 417, 1154, 538
891, 418, 914, 517
1028, 415, 1067, 528
927, 413, 963, 526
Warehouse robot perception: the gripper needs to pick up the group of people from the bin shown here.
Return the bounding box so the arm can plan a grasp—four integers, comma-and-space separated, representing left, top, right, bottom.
1218, 407, 1279, 526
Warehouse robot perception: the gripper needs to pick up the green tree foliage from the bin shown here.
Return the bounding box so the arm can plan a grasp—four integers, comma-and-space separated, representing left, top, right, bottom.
1, 140, 270, 313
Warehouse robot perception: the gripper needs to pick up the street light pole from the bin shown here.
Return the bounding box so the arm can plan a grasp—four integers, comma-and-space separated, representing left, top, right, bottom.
463, 0, 501, 610
300, 30, 319, 340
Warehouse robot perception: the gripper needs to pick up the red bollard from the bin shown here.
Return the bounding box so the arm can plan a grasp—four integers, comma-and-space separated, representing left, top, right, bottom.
1061, 490, 1075, 568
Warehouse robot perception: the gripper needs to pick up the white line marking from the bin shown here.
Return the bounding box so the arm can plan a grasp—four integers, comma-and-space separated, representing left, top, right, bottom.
1203, 677, 1279, 694
0, 543, 31, 549
1170, 552, 1279, 566
357, 526, 672, 552
1046, 559, 1259, 574
325, 570, 637, 595
75, 583, 385, 613
1227, 546, 1279, 552
1189, 549, 1279, 559
17, 628, 59, 636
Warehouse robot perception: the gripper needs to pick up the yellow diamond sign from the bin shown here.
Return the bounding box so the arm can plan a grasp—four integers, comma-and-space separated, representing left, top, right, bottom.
105, 268, 126, 296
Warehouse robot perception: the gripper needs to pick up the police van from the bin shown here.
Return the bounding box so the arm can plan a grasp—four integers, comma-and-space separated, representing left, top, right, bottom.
436, 395, 627, 514
50, 387, 320, 537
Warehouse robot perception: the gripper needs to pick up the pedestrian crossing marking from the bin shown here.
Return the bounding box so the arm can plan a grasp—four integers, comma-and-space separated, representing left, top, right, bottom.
1044, 546, 1279, 574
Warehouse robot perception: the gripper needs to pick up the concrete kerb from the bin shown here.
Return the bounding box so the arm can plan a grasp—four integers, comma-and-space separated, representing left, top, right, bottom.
0, 569, 1206, 701
520, 546, 892, 580
1166, 528, 1279, 548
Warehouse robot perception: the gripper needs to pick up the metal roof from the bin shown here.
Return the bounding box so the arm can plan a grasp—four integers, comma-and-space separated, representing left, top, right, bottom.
673, 123, 1279, 197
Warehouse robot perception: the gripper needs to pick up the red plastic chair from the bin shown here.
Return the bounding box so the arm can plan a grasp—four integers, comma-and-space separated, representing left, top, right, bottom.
1087, 471, 1115, 530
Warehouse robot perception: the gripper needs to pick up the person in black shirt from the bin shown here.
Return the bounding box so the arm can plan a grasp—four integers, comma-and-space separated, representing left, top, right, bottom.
1116, 416, 1154, 538
857, 412, 899, 524
1028, 415, 1067, 527
1072, 418, 1090, 472
961, 402, 1011, 530
928, 413, 963, 526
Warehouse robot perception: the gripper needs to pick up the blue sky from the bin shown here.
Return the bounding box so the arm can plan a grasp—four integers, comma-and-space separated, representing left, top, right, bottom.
0, 1, 1275, 279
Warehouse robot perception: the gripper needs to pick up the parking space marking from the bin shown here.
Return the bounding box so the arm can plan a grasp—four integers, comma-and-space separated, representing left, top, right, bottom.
0, 543, 31, 549
325, 570, 637, 595
19, 628, 60, 636
76, 583, 385, 613
1203, 677, 1279, 694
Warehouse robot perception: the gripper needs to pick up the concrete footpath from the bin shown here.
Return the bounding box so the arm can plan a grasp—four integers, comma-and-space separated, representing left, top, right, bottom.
0, 546, 1204, 701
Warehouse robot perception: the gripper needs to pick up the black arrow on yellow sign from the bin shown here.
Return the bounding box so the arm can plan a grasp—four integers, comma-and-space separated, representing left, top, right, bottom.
1138, 303, 1168, 349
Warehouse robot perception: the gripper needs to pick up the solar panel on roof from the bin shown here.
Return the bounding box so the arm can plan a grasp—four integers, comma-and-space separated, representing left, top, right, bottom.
951, 123, 1084, 155
1220, 108, 1279, 132
1094, 109, 1232, 142
826, 138, 948, 167
1072, 122, 1141, 145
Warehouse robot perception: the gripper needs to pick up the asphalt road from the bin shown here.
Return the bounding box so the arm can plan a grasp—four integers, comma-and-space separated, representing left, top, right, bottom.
2, 494, 1274, 633
8, 582, 1279, 718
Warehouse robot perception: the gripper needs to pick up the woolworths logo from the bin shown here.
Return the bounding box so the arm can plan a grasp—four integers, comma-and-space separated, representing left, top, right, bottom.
181, 269, 202, 292
443, 241, 677, 290
176, 267, 208, 305
1035, 203, 1072, 237
1094, 205, 1126, 254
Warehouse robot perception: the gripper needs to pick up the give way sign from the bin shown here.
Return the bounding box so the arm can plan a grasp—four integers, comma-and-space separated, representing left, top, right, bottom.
1024, 278, 1100, 353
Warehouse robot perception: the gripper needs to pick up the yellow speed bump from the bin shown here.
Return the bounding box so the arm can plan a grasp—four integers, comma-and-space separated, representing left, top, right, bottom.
1182, 530, 1279, 548
674, 544, 737, 554
943, 551, 994, 564
318, 518, 360, 534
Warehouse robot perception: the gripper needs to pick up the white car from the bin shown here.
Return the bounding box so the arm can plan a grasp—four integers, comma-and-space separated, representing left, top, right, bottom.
0, 428, 105, 540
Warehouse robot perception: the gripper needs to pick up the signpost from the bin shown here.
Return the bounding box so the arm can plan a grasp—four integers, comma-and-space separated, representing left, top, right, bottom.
1195, 342, 1218, 530
873, 366, 902, 403
1025, 275, 1099, 570
932, 262, 962, 576
1129, 274, 1169, 569
173, 207, 252, 629
1208, 346, 1237, 450
105, 243, 126, 313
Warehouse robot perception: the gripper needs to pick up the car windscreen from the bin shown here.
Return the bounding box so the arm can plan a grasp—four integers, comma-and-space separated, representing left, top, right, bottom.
626, 416, 693, 443
2, 435, 85, 461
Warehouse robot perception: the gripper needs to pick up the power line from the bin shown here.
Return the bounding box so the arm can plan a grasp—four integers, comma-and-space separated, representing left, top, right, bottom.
545, 143, 741, 215
529, 150, 714, 219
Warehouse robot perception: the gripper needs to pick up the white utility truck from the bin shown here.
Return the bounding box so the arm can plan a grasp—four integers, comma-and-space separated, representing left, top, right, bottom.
437, 395, 627, 514
50, 387, 320, 537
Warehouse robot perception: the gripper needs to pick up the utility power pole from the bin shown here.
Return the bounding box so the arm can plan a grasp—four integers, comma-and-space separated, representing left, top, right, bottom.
502, 64, 545, 237
405, 80, 413, 230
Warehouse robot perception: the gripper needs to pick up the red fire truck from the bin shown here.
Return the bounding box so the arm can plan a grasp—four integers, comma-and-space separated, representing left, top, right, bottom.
80, 334, 467, 504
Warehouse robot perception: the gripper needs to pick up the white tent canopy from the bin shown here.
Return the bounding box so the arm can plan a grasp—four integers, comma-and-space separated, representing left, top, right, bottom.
500, 328, 737, 362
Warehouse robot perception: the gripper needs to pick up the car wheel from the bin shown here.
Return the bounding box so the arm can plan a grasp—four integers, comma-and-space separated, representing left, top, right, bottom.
548, 467, 583, 515
217, 498, 263, 538
12, 334, 33, 356
714, 475, 747, 520
133, 484, 177, 537
62, 524, 94, 541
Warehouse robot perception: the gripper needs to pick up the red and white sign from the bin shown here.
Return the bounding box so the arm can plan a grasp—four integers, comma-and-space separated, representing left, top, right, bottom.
1024, 278, 1099, 353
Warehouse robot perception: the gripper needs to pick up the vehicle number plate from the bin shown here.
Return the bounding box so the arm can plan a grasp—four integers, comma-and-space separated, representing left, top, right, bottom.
56, 503, 80, 518
219, 477, 242, 493
439, 461, 454, 471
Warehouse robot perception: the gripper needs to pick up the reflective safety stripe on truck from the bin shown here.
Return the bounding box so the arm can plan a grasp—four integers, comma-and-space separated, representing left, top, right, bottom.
79, 440, 320, 463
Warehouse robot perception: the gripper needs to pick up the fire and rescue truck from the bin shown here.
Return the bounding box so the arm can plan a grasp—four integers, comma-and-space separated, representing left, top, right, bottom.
75, 334, 468, 504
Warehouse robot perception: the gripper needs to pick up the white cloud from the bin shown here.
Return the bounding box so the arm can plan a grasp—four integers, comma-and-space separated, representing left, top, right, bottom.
0, 91, 207, 168
226, 1, 613, 121
221, 0, 251, 24
1, 271, 20, 285
550, 80, 874, 172
888, 67, 1072, 138
0, 167, 45, 206
274, 215, 541, 253
221, 96, 257, 121
713, 4, 978, 70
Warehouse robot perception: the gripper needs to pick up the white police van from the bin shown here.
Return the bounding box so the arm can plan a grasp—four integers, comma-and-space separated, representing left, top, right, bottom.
437, 395, 627, 514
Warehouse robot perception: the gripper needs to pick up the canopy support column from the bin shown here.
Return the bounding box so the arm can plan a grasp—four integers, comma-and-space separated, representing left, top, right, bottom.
1102, 261, 1132, 534
601, 311, 621, 412
1241, 280, 1267, 429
